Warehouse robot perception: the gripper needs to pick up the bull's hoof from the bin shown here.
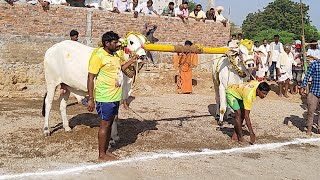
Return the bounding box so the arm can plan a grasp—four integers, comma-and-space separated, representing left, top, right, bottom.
215, 115, 220, 120
64, 126, 72, 132
44, 129, 51, 137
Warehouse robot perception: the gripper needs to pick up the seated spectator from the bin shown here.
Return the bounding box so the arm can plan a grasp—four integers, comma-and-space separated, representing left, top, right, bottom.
175, 4, 188, 23
161, 1, 175, 17
84, 0, 101, 8
70, 29, 79, 41
138, 0, 160, 16
206, 8, 216, 21
182, 1, 189, 18
100, 0, 113, 11
189, 4, 206, 22
112, 0, 130, 13
129, 0, 140, 18
215, 5, 227, 26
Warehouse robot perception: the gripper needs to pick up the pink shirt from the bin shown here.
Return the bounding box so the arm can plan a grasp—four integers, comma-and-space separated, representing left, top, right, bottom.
113, 0, 129, 13
182, 9, 189, 18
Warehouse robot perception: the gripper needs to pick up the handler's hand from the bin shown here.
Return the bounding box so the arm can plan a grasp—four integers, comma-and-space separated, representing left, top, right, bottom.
130, 55, 138, 63
249, 133, 256, 144
299, 88, 305, 95
87, 99, 95, 112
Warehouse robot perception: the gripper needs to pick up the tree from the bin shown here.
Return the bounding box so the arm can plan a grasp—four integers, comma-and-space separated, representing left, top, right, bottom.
251, 29, 296, 45
185, 0, 196, 11
242, 0, 319, 42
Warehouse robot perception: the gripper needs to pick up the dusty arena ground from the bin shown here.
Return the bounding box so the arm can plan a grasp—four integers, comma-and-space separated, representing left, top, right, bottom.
0, 71, 320, 179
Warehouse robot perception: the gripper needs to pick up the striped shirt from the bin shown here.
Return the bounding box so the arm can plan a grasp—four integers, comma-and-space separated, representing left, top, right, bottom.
301, 61, 320, 97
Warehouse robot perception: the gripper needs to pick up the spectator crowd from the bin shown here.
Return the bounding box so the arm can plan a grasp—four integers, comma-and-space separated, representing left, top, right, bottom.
4, 0, 228, 25
227, 33, 320, 98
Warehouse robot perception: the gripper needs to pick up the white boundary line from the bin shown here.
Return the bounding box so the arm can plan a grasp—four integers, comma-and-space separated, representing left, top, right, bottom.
1, 138, 319, 179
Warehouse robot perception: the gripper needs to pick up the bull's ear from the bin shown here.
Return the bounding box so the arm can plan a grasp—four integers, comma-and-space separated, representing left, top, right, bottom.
226, 49, 238, 56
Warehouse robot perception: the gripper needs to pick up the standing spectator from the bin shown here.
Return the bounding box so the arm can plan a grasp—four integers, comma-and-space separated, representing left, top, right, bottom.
277, 45, 296, 97
269, 35, 284, 81
228, 34, 238, 48
215, 6, 227, 26
189, 4, 206, 22
162, 1, 175, 17
138, 0, 160, 16
291, 43, 303, 94
258, 38, 271, 80
85, 0, 101, 8
112, 0, 130, 13
100, 0, 114, 11
206, 8, 216, 21
173, 40, 198, 94
307, 40, 320, 63
142, 23, 158, 64
300, 60, 320, 135
237, 33, 243, 42
70, 29, 79, 41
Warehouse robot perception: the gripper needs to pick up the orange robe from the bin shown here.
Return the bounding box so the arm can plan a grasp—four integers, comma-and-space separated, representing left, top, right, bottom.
173, 53, 198, 93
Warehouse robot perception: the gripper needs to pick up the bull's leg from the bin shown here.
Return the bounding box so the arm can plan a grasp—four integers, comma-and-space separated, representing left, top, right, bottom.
214, 84, 220, 120
218, 84, 227, 126
59, 90, 71, 132
44, 85, 56, 136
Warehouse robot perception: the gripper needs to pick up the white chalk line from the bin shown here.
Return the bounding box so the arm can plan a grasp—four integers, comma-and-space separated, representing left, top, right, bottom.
1, 138, 319, 179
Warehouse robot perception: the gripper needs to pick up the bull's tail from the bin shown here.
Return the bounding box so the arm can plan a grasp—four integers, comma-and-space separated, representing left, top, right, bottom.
42, 92, 47, 117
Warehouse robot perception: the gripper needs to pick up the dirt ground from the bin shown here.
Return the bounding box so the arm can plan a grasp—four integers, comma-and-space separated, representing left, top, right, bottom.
0, 71, 320, 179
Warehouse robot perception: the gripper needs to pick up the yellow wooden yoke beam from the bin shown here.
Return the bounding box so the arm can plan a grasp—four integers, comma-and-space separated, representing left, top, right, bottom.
143, 43, 229, 54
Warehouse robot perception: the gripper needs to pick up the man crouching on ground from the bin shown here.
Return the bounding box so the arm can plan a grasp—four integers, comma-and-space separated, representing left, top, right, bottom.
226, 80, 271, 144
87, 31, 138, 161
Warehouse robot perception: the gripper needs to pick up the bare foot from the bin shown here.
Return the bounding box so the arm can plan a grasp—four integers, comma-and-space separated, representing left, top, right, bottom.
98, 153, 119, 161
123, 103, 129, 110
238, 138, 249, 145
278, 94, 283, 97
284, 94, 289, 98
231, 132, 238, 142
306, 131, 312, 136
106, 151, 119, 159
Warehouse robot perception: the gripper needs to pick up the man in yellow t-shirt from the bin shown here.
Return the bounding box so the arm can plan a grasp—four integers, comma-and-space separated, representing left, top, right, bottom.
226, 80, 270, 144
87, 31, 137, 161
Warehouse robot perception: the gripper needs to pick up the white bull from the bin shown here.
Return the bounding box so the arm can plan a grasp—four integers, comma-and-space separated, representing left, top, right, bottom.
42, 32, 147, 136
212, 39, 262, 126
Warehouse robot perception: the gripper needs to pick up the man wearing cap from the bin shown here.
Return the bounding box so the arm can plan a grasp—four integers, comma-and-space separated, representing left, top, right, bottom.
291, 42, 303, 94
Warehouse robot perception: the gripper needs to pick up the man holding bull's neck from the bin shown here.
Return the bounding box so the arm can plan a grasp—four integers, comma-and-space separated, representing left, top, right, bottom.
87, 31, 137, 161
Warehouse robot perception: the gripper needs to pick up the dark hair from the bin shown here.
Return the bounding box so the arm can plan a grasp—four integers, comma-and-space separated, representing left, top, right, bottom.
196, 4, 201, 7
258, 82, 271, 92
254, 41, 259, 44
147, 0, 153, 4
310, 39, 317, 43
102, 31, 119, 47
274, 34, 280, 38
70, 29, 79, 37
263, 38, 268, 41
210, 8, 214, 11
184, 40, 193, 46
232, 34, 236, 38
169, 2, 174, 5
182, 1, 188, 5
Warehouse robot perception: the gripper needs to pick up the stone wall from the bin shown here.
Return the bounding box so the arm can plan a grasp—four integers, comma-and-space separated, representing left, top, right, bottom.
0, 2, 229, 97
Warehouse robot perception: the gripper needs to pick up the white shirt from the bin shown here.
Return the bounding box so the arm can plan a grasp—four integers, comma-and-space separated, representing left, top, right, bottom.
113, 0, 129, 12
174, 7, 183, 16
215, 12, 225, 22
138, 2, 154, 15
84, 0, 101, 8
258, 44, 270, 55
307, 49, 320, 61
270, 42, 284, 62
129, 2, 140, 12
100, 0, 113, 10
45, 0, 67, 4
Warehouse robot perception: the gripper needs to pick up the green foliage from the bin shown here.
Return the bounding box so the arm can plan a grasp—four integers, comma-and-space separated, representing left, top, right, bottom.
251, 29, 296, 45
186, 0, 197, 11
242, 0, 319, 42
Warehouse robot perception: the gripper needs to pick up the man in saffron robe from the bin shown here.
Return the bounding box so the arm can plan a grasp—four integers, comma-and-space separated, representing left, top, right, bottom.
173, 40, 198, 94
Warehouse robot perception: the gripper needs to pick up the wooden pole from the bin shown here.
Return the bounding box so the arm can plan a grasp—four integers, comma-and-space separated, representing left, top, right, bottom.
300, 0, 308, 74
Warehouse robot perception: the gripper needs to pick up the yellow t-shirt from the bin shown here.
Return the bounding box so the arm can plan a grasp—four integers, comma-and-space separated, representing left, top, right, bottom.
226, 80, 260, 110
88, 48, 125, 102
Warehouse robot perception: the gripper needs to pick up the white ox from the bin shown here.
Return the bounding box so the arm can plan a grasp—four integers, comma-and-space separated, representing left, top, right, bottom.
212, 39, 261, 126
42, 33, 147, 136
